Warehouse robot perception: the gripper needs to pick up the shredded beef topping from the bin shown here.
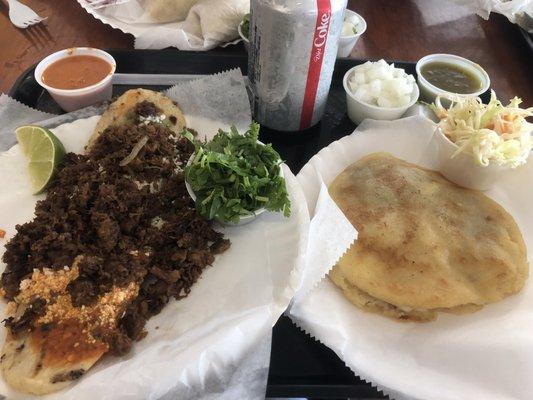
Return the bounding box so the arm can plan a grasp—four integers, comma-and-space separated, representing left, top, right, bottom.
1, 104, 230, 354
134, 100, 159, 119
4, 298, 46, 335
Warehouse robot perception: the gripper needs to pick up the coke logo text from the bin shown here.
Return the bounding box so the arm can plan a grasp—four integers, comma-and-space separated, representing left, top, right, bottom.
313, 11, 331, 48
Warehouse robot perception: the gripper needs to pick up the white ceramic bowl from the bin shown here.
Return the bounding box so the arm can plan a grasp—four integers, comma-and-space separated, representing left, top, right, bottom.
184, 145, 285, 226
337, 10, 367, 58
343, 66, 420, 124
35, 48, 116, 112
434, 126, 513, 190
416, 54, 490, 104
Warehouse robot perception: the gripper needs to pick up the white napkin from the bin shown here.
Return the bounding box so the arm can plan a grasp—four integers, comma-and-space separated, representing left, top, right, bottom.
289, 116, 533, 400
99, 0, 249, 50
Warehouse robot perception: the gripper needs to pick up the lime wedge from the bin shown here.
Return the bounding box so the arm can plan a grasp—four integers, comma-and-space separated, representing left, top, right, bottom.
15, 125, 66, 194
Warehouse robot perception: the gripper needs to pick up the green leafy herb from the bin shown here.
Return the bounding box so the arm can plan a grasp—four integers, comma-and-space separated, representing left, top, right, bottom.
184, 123, 291, 224
241, 13, 250, 39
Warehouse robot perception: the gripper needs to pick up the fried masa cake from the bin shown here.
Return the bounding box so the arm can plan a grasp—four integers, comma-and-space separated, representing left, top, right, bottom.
328, 153, 528, 322
1, 257, 138, 395
88, 88, 186, 150
0, 90, 229, 394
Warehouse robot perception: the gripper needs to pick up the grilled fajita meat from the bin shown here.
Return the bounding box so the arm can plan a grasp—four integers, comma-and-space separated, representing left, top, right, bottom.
0, 97, 230, 394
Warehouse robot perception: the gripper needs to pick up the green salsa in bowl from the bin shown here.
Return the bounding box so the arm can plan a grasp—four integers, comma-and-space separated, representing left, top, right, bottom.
416, 54, 490, 104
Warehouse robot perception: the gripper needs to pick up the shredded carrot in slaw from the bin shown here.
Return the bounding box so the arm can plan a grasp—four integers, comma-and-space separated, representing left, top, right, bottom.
430, 91, 533, 167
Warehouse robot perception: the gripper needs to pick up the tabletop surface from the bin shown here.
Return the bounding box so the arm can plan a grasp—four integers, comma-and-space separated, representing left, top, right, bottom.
0, 1, 532, 399
0, 0, 532, 104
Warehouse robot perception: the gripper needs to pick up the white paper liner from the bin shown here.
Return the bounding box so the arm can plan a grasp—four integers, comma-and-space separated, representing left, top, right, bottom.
0, 94, 55, 151
292, 181, 357, 302
287, 316, 392, 399
0, 70, 309, 399
290, 116, 533, 400
165, 68, 251, 139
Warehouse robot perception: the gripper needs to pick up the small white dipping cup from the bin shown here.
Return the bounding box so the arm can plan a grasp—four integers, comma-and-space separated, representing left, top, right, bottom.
343, 66, 419, 125
434, 127, 514, 191
416, 54, 490, 105
35, 48, 116, 112
337, 10, 367, 58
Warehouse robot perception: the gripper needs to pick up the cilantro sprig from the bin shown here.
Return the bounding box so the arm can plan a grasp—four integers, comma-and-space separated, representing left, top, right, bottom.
184, 123, 291, 224
241, 13, 250, 39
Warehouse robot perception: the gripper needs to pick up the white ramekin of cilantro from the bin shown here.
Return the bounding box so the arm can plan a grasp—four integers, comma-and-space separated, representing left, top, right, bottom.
184, 123, 291, 225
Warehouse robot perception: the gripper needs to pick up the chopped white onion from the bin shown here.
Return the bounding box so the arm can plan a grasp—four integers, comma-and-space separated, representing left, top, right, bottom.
348, 59, 416, 108
119, 136, 149, 167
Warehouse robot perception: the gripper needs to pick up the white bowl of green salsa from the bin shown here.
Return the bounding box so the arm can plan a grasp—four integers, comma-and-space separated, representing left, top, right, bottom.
416, 54, 490, 104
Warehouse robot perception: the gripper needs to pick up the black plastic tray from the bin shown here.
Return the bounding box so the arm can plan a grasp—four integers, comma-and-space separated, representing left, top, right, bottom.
518, 26, 533, 53
9, 47, 414, 399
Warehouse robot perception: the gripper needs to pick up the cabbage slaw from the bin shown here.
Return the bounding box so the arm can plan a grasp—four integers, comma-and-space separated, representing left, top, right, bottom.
430, 91, 533, 167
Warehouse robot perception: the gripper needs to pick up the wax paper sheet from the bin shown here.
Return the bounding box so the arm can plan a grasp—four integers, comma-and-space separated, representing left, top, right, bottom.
290, 116, 533, 400
0, 94, 55, 150
166, 69, 251, 140
0, 70, 308, 399
292, 181, 357, 302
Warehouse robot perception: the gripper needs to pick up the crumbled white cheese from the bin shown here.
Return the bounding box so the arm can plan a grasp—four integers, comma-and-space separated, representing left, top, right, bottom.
133, 180, 150, 190
149, 179, 163, 193
131, 178, 162, 193
151, 217, 166, 229
19, 279, 31, 291
138, 114, 166, 125
172, 157, 184, 174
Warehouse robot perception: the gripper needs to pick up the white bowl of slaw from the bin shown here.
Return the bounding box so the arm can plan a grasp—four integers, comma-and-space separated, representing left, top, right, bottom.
434, 127, 515, 190
431, 91, 532, 190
